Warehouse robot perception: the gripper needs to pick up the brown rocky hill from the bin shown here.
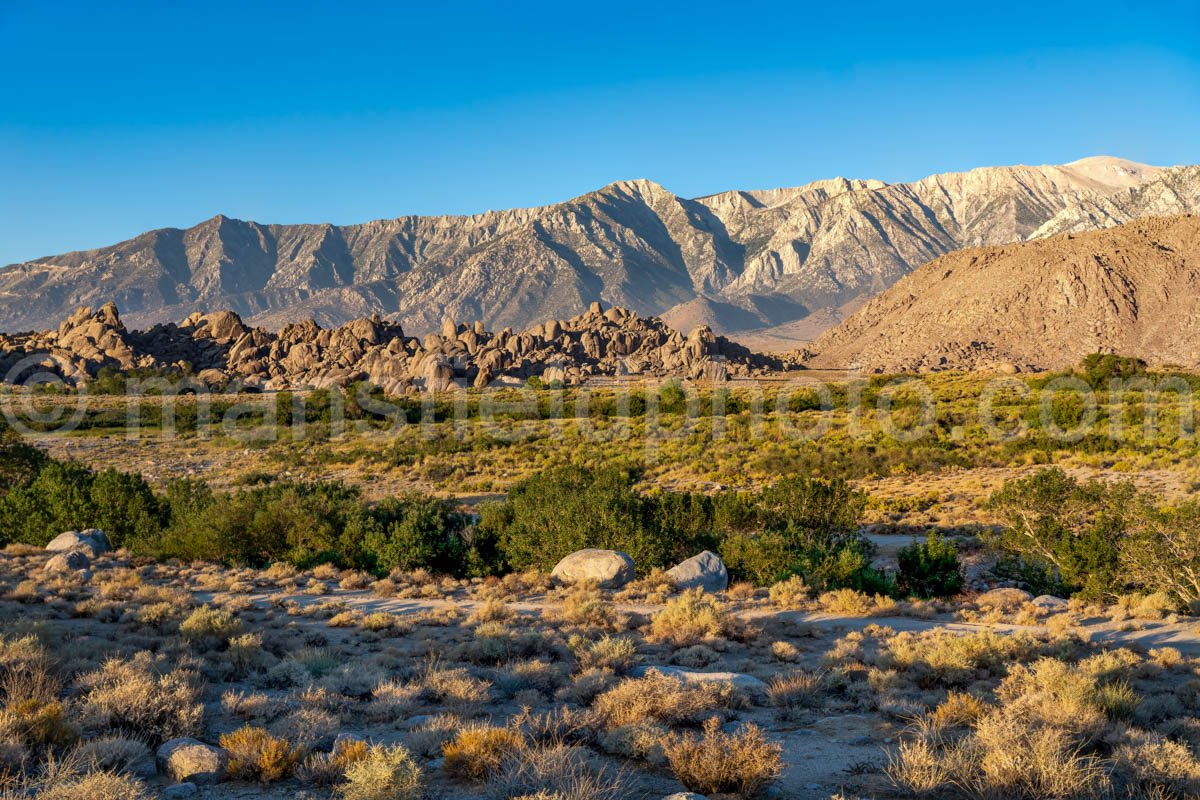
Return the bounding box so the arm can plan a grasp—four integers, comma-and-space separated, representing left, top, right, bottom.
0, 302, 796, 391
804, 214, 1200, 373
1, 157, 1190, 337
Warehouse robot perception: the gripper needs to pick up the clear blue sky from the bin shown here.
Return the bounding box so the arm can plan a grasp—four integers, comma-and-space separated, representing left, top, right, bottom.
1, 0, 1197, 265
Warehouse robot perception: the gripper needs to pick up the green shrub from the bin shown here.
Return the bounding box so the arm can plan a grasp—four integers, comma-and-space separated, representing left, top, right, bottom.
985, 468, 1126, 597
897, 533, 964, 598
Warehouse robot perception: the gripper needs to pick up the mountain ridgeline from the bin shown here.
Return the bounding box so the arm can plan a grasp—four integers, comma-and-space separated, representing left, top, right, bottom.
2, 157, 1195, 340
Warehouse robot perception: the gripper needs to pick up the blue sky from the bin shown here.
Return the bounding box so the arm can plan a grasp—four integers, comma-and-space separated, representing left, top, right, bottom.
1, 0, 1197, 265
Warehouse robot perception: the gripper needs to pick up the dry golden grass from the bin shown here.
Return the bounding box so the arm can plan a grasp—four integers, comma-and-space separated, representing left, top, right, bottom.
220, 725, 304, 783
664, 717, 782, 798
649, 589, 732, 646
592, 670, 735, 728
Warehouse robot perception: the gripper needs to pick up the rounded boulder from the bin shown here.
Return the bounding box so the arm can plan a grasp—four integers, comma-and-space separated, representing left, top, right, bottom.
551, 548, 635, 589
45, 528, 111, 557
666, 550, 728, 593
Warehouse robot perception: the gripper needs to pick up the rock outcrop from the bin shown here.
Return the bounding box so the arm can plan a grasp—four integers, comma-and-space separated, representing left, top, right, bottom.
805, 215, 1200, 373
551, 549, 636, 589
0, 302, 798, 390
0, 158, 1189, 338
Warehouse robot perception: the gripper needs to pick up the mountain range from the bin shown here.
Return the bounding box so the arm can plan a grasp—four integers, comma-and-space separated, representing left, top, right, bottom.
1, 156, 1196, 339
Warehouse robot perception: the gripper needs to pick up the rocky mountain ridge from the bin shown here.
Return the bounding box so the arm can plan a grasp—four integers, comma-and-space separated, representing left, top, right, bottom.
2, 157, 1193, 339
804, 214, 1200, 373
0, 302, 796, 391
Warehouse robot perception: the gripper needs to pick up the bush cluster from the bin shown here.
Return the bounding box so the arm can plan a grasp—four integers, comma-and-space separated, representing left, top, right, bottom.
987, 466, 1200, 607
0, 434, 958, 595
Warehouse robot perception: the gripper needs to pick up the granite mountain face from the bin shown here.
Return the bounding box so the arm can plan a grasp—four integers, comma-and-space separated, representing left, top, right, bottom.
805, 214, 1200, 373
1, 156, 1194, 338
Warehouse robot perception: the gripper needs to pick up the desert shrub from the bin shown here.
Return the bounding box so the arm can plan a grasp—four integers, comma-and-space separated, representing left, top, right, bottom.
882, 630, 1040, 687
897, 533, 963, 598
1112, 731, 1200, 797
1079, 352, 1147, 388
71, 734, 152, 773
818, 588, 897, 617
37, 771, 153, 800
341, 494, 470, 575
180, 605, 242, 641
570, 635, 637, 672
156, 480, 361, 567
298, 737, 370, 786
721, 531, 794, 585
767, 671, 826, 717
1119, 502, 1200, 610
768, 575, 811, 609
0, 459, 163, 548
650, 589, 732, 645
985, 468, 1128, 597
220, 725, 304, 782
664, 717, 782, 797
593, 670, 735, 728
6, 699, 78, 747
442, 722, 525, 780
78, 654, 202, 744
339, 744, 423, 800
483, 464, 674, 571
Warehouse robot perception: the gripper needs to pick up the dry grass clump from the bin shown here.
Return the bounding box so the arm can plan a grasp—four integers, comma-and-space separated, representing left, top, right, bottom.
887, 654, 1150, 799
547, 584, 617, 628
469, 597, 514, 624
71, 733, 151, 773
592, 670, 735, 728
35, 769, 153, 800
768, 575, 811, 610
881, 629, 1042, 687
1112, 731, 1200, 797
1114, 591, 1179, 621
614, 569, 676, 604
78, 653, 203, 744
338, 743, 423, 800
220, 725, 304, 782
416, 662, 491, 707
649, 589, 733, 646
818, 588, 898, 617
179, 604, 243, 641
297, 737, 370, 786
767, 670, 827, 718
442, 722, 525, 780
664, 717, 782, 798
569, 635, 638, 673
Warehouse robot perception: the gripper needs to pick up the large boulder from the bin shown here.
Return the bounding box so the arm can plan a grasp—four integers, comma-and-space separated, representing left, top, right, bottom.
666, 551, 728, 593
157, 738, 228, 784
551, 549, 635, 589
45, 529, 111, 557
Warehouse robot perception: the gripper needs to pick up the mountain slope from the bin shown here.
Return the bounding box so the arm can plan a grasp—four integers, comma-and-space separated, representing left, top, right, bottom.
0, 156, 1191, 335
805, 214, 1200, 372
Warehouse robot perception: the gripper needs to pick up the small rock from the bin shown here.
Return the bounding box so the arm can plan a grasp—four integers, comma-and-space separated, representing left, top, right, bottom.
551, 549, 636, 589
163, 783, 198, 800
157, 738, 228, 784
666, 551, 728, 593
662, 794, 708, 800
